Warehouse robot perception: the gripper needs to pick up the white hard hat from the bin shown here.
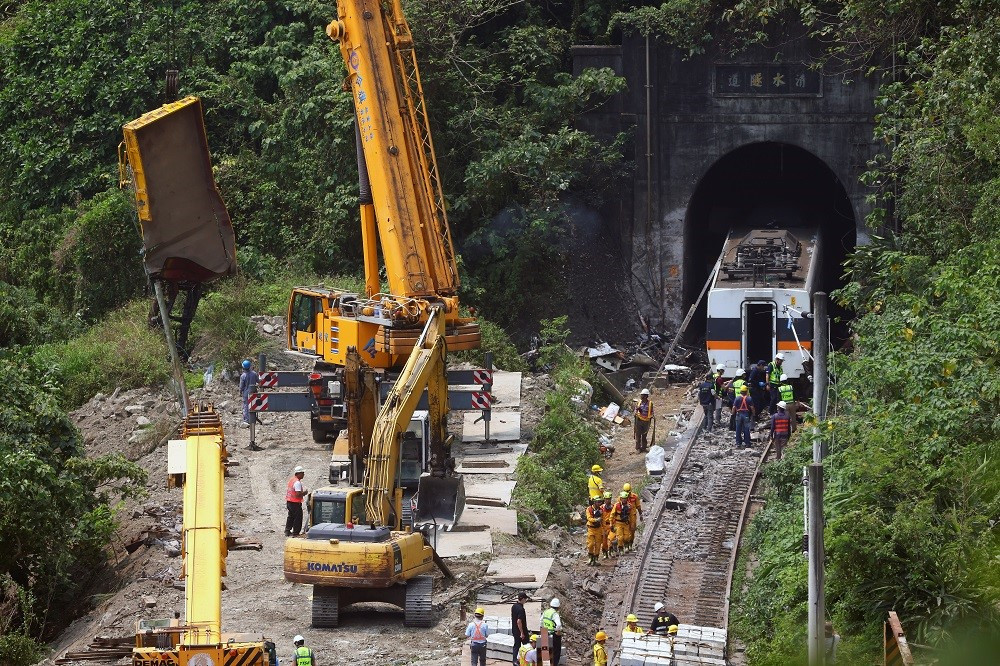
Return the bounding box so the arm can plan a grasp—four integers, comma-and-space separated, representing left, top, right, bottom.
640, 388, 650, 396
775, 353, 785, 360
736, 368, 745, 375
550, 598, 560, 608
293, 466, 305, 474
654, 602, 664, 612
716, 363, 725, 370
780, 373, 788, 381
293, 635, 304, 644
777, 401, 787, 409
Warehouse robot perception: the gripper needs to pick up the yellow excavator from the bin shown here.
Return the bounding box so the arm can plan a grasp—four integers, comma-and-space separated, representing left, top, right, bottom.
283, 0, 481, 443
283, 308, 461, 627
133, 406, 276, 666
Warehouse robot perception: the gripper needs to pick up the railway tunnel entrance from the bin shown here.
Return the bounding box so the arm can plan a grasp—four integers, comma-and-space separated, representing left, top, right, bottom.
683, 141, 856, 343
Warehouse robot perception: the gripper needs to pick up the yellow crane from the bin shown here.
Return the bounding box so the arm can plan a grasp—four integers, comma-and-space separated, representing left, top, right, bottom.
285, 0, 481, 442
133, 405, 275, 666
283, 308, 460, 627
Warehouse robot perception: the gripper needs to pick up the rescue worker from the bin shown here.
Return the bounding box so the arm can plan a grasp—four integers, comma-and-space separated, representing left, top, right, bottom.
292, 635, 315, 666
777, 374, 797, 432
612, 491, 632, 555
713, 363, 726, 423
512, 590, 529, 664
585, 496, 604, 565
769, 401, 791, 460
587, 464, 605, 500
732, 386, 755, 449
518, 634, 539, 665
766, 353, 785, 415
697, 373, 716, 431
650, 602, 679, 635
634, 388, 654, 451
541, 598, 562, 666
465, 606, 490, 666
285, 465, 308, 537
624, 613, 644, 635
623, 482, 643, 549
239, 359, 259, 426
725, 368, 747, 418
592, 630, 608, 666
747, 359, 768, 419
600, 492, 616, 558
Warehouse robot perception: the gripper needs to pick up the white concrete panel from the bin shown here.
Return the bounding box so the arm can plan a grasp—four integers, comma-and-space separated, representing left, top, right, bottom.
485, 557, 554, 589
434, 528, 492, 558
462, 411, 521, 442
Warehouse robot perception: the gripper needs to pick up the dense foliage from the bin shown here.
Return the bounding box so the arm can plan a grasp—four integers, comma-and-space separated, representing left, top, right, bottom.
0, 358, 145, 657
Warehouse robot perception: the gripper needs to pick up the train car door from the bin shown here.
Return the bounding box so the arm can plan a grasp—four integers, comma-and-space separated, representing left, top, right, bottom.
742, 302, 775, 369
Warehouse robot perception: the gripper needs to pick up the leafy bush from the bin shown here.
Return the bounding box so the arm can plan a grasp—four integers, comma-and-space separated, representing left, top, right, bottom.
0, 633, 46, 666
0, 282, 81, 347
455, 318, 525, 372
33, 301, 169, 407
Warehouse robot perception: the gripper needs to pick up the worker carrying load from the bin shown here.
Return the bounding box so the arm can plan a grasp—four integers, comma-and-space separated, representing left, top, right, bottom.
650, 602, 680, 635
585, 496, 604, 566
623, 482, 643, 544
592, 630, 608, 666
634, 388, 654, 451
588, 464, 605, 500
624, 614, 645, 635
600, 492, 616, 559
613, 491, 632, 555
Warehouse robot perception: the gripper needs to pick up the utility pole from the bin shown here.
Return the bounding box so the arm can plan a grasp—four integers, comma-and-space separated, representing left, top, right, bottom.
807, 291, 828, 665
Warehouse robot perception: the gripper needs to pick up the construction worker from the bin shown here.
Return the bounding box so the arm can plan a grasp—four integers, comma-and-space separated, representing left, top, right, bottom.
518, 634, 539, 665
600, 492, 616, 558
769, 401, 791, 460
465, 606, 490, 666
588, 464, 605, 500
512, 590, 529, 664
612, 491, 632, 555
650, 602, 679, 635
585, 496, 604, 565
732, 386, 755, 449
634, 388, 654, 451
777, 374, 797, 432
285, 465, 308, 537
747, 359, 768, 419
725, 368, 746, 418
623, 482, 643, 548
541, 598, 562, 666
592, 630, 608, 666
766, 353, 785, 415
713, 363, 726, 423
697, 372, 716, 431
239, 359, 259, 426
292, 635, 315, 666
624, 613, 644, 635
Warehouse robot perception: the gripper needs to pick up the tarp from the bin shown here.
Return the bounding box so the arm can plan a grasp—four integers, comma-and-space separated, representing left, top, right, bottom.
122, 96, 236, 282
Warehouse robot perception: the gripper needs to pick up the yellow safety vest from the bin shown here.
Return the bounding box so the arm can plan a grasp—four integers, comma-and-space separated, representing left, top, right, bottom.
295, 646, 314, 666
588, 474, 604, 499
593, 642, 608, 666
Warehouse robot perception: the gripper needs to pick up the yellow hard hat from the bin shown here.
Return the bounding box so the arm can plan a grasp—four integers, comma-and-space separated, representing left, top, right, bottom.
623, 483, 631, 492
474, 607, 485, 616
591, 464, 603, 473
740, 386, 749, 393
668, 624, 678, 635
595, 630, 608, 641
626, 614, 638, 623
529, 634, 538, 642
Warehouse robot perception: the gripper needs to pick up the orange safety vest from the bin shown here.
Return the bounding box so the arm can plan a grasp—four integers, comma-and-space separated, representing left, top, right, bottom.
586, 505, 603, 529
286, 476, 303, 503
470, 620, 486, 642
636, 400, 653, 421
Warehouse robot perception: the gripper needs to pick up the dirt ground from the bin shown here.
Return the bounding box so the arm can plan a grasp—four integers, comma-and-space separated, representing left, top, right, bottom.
42, 318, 703, 666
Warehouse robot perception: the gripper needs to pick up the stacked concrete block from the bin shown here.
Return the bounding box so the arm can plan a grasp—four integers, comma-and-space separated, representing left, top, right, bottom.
619, 634, 674, 665
486, 632, 514, 660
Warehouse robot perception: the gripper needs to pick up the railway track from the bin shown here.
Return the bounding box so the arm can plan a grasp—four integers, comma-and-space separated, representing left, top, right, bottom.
618, 413, 772, 662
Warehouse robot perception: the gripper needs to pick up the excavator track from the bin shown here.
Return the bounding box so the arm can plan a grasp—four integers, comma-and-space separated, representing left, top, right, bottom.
311, 585, 340, 628
403, 575, 433, 627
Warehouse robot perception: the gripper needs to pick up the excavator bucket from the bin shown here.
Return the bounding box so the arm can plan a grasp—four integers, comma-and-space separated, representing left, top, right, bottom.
414, 475, 465, 526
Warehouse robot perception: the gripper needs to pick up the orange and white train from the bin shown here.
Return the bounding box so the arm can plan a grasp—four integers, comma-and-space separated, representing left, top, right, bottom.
706, 228, 819, 379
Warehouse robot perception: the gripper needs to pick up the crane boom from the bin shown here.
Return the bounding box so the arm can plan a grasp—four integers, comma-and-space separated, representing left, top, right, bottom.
328, 0, 458, 299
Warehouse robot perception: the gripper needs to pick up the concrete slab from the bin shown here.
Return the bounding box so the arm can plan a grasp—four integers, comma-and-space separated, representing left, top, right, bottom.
462, 411, 521, 442
434, 528, 492, 558
480, 601, 543, 633
465, 479, 516, 504
462, 506, 518, 535
485, 557, 554, 589
489, 371, 522, 408
455, 443, 528, 474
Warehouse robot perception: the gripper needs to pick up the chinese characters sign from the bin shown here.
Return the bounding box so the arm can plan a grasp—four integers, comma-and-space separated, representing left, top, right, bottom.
715, 65, 822, 96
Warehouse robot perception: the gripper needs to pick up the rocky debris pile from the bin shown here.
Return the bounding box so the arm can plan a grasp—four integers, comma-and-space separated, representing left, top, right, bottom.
72, 387, 180, 459
250, 314, 285, 337
132, 501, 184, 557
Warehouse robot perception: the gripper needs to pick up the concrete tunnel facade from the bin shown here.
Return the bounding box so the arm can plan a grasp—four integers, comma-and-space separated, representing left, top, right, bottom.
572, 28, 882, 333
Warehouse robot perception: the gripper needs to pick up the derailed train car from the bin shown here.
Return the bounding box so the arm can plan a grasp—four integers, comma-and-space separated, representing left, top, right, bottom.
706, 228, 819, 379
